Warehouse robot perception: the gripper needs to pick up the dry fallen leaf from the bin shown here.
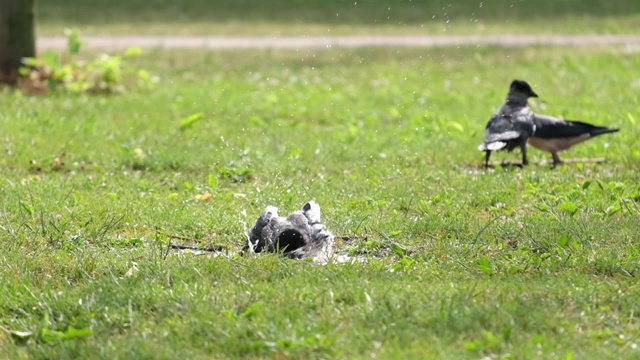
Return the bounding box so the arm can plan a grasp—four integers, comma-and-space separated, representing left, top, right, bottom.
134, 148, 146, 161
53, 151, 66, 169
195, 192, 213, 201
124, 264, 139, 278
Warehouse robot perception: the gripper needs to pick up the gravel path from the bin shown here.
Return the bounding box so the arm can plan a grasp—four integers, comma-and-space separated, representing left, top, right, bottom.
37, 34, 640, 51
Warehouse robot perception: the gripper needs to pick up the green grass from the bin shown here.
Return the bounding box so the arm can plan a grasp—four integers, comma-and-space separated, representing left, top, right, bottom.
36, 0, 640, 36
2, 43, 640, 358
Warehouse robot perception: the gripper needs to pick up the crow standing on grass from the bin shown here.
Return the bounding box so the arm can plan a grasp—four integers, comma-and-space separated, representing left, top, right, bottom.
478, 80, 619, 167
528, 115, 619, 167
478, 80, 538, 167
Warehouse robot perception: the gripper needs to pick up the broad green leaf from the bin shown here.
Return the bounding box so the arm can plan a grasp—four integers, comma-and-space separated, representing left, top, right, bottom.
20, 201, 34, 215
559, 202, 579, 216
62, 326, 93, 340
179, 113, 204, 130
558, 233, 570, 247
41, 328, 65, 343
449, 121, 464, 132
482, 331, 500, 346
536, 203, 550, 212
21, 57, 41, 67
18, 67, 31, 76
137, 69, 150, 80
42, 51, 60, 69
124, 47, 144, 57
476, 257, 494, 275
391, 242, 407, 257
605, 206, 621, 217
221, 310, 237, 320
464, 341, 482, 352
208, 174, 218, 188
241, 302, 262, 318
64, 28, 83, 54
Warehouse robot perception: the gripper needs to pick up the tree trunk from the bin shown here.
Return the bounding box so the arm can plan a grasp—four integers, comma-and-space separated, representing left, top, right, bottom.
0, 0, 36, 85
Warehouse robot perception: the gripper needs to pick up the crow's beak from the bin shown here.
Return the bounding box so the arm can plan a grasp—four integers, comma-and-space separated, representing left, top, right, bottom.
531, 91, 539, 98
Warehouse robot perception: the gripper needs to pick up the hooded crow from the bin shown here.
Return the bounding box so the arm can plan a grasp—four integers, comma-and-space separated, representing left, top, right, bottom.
244, 201, 335, 263
478, 80, 538, 167
528, 114, 619, 167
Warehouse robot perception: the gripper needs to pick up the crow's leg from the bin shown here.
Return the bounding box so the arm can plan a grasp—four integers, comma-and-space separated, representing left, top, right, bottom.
484, 150, 491, 167
520, 142, 529, 166
551, 152, 562, 168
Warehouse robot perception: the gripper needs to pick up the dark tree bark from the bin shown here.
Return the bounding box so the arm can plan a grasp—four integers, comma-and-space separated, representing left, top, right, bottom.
0, 0, 36, 85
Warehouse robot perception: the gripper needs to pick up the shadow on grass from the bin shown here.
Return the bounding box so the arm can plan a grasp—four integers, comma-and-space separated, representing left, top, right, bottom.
38, 0, 640, 27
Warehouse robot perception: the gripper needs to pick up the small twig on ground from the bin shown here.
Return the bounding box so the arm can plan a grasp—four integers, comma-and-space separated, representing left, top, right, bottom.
169, 244, 225, 252
549, 157, 607, 164
157, 232, 226, 252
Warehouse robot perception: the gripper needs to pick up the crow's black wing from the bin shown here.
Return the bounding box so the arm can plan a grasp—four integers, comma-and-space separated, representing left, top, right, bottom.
533, 114, 619, 138
483, 106, 535, 143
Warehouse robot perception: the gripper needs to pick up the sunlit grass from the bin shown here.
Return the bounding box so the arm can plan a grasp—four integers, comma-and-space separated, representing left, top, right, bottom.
1, 45, 639, 358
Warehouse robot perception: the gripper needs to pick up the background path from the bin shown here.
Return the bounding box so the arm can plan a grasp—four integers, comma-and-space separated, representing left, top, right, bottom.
37, 35, 640, 51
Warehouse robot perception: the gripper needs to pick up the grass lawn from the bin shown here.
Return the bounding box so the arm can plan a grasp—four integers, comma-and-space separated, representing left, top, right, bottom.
1, 43, 639, 358
37, 0, 640, 36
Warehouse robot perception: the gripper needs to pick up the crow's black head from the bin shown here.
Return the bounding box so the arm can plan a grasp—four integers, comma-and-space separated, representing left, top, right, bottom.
510, 80, 538, 98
